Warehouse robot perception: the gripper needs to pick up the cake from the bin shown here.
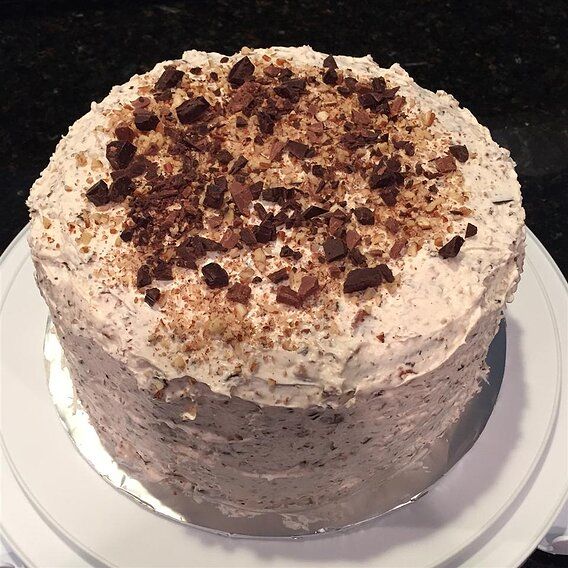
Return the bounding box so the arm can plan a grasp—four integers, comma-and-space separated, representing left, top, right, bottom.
28, 46, 524, 512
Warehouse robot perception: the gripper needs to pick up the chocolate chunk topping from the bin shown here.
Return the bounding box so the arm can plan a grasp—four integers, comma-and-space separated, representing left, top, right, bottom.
287, 140, 311, 159
434, 155, 457, 173
136, 264, 152, 288
349, 248, 367, 266
227, 282, 251, 304
144, 287, 161, 307
303, 205, 328, 219
106, 140, 136, 170
353, 207, 375, 225
298, 275, 319, 300
438, 235, 465, 258
280, 245, 302, 260
155, 66, 184, 91
240, 227, 257, 246
154, 260, 173, 281
109, 176, 134, 202
134, 110, 159, 131
217, 149, 234, 164
345, 229, 362, 250
343, 267, 383, 293
202, 262, 229, 288
377, 263, 395, 283
323, 237, 348, 262
385, 217, 401, 234
204, 181, 226, 209
228, 56, 255, 87
389, 238, 407, 259
86, 180, 110, 206
465, 223, 478, 238
323, 55, 338, 70
176, 96, 210, 124
276, 285, 302, 308
236, 115, 248, 127
274, 78, 306, 102
229, 155, 248, 174
229, 181, 252, 215
115, 125, 135, 142
449, 144, 469, 163
322, 68, 338, 85
268, 268, 289, 283
254, 219, 277, 243
262, 186, 295, 204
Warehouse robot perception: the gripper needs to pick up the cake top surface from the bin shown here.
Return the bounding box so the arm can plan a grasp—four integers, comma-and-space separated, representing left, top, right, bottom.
28, 46, 523, 405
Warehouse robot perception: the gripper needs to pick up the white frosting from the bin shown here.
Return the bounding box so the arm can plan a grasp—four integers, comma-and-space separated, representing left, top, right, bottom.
28, 46, 524, 511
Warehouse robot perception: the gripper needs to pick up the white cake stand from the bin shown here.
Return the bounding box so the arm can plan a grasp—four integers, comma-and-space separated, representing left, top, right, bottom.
1, 226, 566, 567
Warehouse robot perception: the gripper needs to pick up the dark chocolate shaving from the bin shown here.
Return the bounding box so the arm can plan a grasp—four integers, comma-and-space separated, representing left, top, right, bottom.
438, 235, 465, 258
201, 263, 229, 288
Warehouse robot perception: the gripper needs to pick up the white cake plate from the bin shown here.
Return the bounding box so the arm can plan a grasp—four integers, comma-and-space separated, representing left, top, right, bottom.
1, 226, 566, 567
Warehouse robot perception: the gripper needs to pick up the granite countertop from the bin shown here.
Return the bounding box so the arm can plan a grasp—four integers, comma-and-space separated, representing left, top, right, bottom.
0, 1, 566, 565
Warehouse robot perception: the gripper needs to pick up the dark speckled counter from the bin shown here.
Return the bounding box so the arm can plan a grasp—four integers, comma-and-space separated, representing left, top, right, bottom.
0, 1, 566, 565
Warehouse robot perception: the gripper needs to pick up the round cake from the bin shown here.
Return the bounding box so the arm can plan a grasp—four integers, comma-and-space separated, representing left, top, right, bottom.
28, 46, 524, 512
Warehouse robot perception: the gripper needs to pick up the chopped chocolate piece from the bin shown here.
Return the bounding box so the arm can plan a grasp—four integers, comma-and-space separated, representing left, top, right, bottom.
303, 205, 328, 219
236, 115, 248, 127
225, 86, 254, 114
274, 78, 306, 102
228, 56, 255, 87
229, 155, 248, 174
323, 237, 348, 262
280, 245, 301, 260
86, 180, 110, 206
198, 236, 224, 252
115, 125, 135, 142
220, 56, 229, 63
377, 263, 395, 283
144, 287, 160, 307
439, 235, 465, 259
120, 228, 134, 242
269, 139, 287, 161
202, 262, 229, 288
369, 170, 397, 189
155, 66, 184, 91
353, 206, 375, 225
358, 92, 383, 110
323, 55, 338, 69
298, 275, 319, 299
345, 229, 362, 250
240, 227, 257, 246
189, 66, 202, 75
262, 186, 295, 204
273, 209, 289, 226
217, 149, 234, 164
249, 181, 263, 200
251, 276, 262, 284
254, 219, 277, 243
134, 110, 159, 131
154, 260, 173, 281
253, 202, 268, 220
268, 268, 289, 283
329, 216, 345, 236
276, 285, 302, 308
449, 144, 469, 163
136, 264, 152, 288
322, 68, 338, 85
229, 181, 252, 215
434, 155, 457, 173
389, 238, 407, 259
385, 217, 401, 234
343, 267, 382, 293
287, 140, 311, 159
389, 96, 405, 116
106, 140, 136, 170
227, 282, 251, 304
337, 85, 352, 97
176, 96, 210, 124
465, 223, 478, 238
221, 230, 240, 250
257, 111, 275, 135
379, 186, 399, 206
372, 77, 387, 92
493, 199, 514, 204
204, 182, 226, 209
312, 164, 325, 177
349, 248, 367, 266
109, 176, 134, 202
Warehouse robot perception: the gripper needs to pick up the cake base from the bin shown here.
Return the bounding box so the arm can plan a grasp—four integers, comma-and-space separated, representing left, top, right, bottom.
44, 319, 506, 538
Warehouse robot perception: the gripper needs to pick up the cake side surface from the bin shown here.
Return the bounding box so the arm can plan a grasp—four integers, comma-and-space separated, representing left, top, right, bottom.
28, 46, 524, 510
